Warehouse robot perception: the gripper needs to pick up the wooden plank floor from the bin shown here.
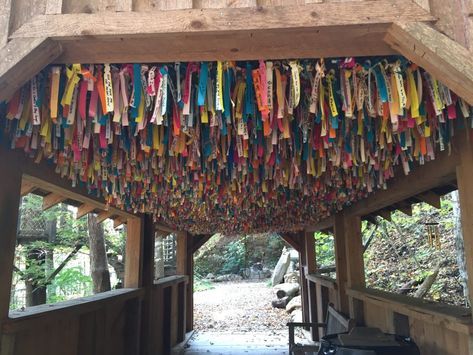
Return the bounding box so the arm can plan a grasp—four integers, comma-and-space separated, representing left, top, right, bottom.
184, 332, 289, 354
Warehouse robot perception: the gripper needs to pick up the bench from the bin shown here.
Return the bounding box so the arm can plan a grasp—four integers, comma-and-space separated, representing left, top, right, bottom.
287, 304, 356, 355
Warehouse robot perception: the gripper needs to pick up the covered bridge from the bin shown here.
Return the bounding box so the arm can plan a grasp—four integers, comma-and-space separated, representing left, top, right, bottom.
0, 0, 473, 354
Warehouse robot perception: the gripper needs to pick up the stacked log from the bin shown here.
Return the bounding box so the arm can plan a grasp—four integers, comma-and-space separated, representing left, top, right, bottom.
271, 248, 300, 309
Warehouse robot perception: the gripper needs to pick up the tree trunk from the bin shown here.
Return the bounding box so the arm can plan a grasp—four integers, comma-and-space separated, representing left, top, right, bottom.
88, 214, 111, 293
25, 248, 47, 307
452, 191, 469, 306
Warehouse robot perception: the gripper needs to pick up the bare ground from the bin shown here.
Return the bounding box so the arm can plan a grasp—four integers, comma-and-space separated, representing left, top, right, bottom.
194, 280, 292, 334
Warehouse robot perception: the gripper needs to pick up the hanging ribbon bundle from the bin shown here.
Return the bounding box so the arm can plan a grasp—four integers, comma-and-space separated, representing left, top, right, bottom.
1, 58, 471, 234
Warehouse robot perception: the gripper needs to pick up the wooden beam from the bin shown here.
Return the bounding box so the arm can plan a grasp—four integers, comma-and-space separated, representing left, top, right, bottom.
280, 233, 302, 253
124, 217, 144, 288
190, 234, 212, 254
305, 215, 335, 233
96, 210, 113, 224
397, 204, 413, 216
415, 191, 442, 209
376, 210, 392, 222
9, 1, 433, 62
113, 217, 126, 229
20, 180, 36, 197
76, 204, 96, 219
155, 223, 177, 234
384, 21, 473, 105
346, 137, 460, 217
0, 145, 138, 222
0, 37, 62, 101
42, 193, 66, 211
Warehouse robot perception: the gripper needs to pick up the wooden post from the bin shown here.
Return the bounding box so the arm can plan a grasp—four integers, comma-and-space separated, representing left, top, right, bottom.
334, 212, 365, 323
124, 216, 144, 288
140, 214, 155, 355
303, 230, 318, 340
176, 231, 188, 275
334, 213, 349, 315
299, 244, 310, 325
456, 139, 473, 308
0, 163, 22, 352
186, 246, 194, 332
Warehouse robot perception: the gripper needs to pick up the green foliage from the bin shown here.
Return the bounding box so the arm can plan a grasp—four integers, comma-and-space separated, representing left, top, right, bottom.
195, 233, 287, 276
48, 267, 93, 303
10, 193, 127, 310
364, 193, 465, 306
314, 232, 335, 267
221, 239, 246, 275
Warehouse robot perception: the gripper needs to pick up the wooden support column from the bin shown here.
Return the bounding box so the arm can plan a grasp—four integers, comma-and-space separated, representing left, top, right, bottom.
186, 238, 195, 332
334, 212, 365, 324
303, 230, 318, 341
0, 163, 22, 352
298, 244, 310, 325
140, 214, 155, 355
124, 216, 144, 288
176, 231, 188, 275
456, 138, 473, 308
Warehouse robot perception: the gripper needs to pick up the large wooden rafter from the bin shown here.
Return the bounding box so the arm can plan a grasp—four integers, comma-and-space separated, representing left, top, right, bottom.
307, 134, 466, 232
4, 1, 433, 64
384, 21, 473, 104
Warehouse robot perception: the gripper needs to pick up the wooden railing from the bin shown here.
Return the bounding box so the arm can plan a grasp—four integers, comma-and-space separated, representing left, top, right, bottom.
143, 275, 189, 355
2, 288, 144, 355
306, 273, 339, 339
348, 287, 473, 354
306, 275, 473, 354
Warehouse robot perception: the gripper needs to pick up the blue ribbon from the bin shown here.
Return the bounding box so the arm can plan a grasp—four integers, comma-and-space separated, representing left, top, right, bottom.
197, 62, 208, 107
131, 64, 141, 119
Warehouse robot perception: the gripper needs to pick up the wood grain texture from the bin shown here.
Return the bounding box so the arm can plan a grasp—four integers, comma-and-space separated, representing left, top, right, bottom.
456, 139, 473, 310
8, 0, 46, 34
0, 37, 62, 101
51, 25, 395, 62
385, 21, 473, 104
193, 0, 256, 8
42, 193, 66, 211
124, 217, 144, 288
176, 231, 188, 275
429, 0, 468, 47
8, 1, 434, 63
45, 0, 63, 14
0, 0, 12, 47
0, 158, 21, 331
333, 213, 349, 315
11, 1, 434, 38
116, 0, 133, 11
304, 230, 318, 340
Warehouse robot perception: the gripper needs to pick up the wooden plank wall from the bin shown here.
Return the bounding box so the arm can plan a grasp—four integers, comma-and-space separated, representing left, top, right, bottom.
359, 298, 472, 354
2, 290, 144, 355
147, 276, 189, 355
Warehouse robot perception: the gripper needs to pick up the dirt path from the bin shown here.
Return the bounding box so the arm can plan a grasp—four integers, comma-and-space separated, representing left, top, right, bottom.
194, 280, 291, 334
